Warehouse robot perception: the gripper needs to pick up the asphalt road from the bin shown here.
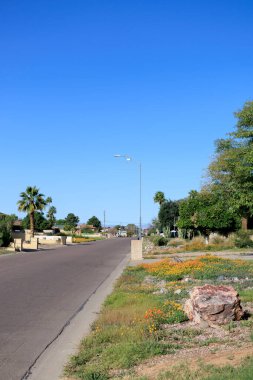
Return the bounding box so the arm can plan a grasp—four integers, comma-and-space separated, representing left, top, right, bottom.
0, 238, 131, 380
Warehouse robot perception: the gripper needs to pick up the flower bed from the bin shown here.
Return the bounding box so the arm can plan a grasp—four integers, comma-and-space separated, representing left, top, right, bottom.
65, 255, 253, 380
72, 237, 95, 243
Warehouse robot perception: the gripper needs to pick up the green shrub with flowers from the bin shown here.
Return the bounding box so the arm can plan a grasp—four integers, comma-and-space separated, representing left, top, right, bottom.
144, 301, 187, 334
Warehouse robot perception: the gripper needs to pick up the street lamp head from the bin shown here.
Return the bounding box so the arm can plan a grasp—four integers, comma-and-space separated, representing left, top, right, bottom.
114, 154, 132, 161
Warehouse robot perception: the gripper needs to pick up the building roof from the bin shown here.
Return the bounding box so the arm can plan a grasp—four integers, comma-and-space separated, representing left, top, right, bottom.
78, 224, 96, 230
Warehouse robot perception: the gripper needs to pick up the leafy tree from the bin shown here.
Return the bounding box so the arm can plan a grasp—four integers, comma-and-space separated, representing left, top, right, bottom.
64, 213, 80, 234
55, 219, 66, 226
153, 191, 166, 206
17, 186, 51, 236
47, 206, 57, 228
151, 217, 161, 232
114, 224, 125, 230
208, 101, 253, 229
22, 212, 50, 232
87, 216, 102, 231
158, 200, 179, 231
126, 223, 137, 237
178, 189, 239, 238
177, 191, 199, 234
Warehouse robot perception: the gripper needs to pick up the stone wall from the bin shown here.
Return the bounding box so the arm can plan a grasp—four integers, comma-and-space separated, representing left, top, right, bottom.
34, 235, 67, 245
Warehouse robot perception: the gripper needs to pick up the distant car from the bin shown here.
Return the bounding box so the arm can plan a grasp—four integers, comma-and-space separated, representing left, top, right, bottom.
116, 230, 127, 237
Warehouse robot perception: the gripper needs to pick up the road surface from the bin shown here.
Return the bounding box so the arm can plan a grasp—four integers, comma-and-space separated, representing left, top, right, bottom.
0, 238, 130, 380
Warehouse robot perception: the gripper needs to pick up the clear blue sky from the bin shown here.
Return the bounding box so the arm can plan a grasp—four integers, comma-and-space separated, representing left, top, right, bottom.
1, 0, 253, 226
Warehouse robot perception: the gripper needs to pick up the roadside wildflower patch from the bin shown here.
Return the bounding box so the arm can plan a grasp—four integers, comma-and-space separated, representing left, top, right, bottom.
144, 301, 187, 334
65, 256, 253, 380
72, 237, 96, 243
65, 266, 184, 379
140, 255, 253, 281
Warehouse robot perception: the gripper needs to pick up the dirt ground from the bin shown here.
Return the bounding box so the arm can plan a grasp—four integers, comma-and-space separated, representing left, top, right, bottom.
133, 323, 253, 379
135, 342, 253, 379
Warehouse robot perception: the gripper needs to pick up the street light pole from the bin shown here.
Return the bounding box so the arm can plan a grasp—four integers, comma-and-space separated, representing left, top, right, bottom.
114, 154, 142, 240
139, 162, 142, 240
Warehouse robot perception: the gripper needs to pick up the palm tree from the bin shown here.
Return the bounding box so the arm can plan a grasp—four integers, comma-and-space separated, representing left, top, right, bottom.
47, 206, 57, 228
17, 186, 51, 236
153, 191, 166, 206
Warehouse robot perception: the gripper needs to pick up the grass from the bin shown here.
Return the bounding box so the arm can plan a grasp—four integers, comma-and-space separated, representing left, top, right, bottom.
65, 267, 187, 379
0, 248, 10, 255
237, 288, 253, 302
65, 255, 253, 380
157, 356, 253, 380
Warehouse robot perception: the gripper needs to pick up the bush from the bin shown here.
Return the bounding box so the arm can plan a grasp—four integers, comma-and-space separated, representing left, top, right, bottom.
147, 228, 157, 236
151, 236, 168, 246
234, 230, 253, 248
184, 236, 206, 251
209, 234, 226, 245
167, 238, 185, 247
0, 222, 12, 247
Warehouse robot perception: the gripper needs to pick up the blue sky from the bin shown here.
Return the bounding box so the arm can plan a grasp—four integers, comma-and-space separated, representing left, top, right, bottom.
1, 0, 253, 226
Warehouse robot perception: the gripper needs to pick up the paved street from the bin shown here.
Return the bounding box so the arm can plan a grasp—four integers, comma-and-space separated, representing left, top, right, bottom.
0, 239, 130, 380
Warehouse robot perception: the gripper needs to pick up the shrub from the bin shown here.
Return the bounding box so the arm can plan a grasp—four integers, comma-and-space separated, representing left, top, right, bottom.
0, 232, 4, 247
234, 230, 253, 248
184, 236, 206, 251
209, 234, 226, 245
151, 236, 168, 246
167, 238, 185, 247
147, 228, 157, 236
144, 301, 187, 333
77, 371, 108, 380
0, 222, 12, 247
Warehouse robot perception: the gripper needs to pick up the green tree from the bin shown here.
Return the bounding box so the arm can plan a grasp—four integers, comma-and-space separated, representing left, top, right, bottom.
126, 223, 137, 237
0, 214, 17, 247
55, 219, 66, 226
64, 213, 80, 234
151, 217, 161, 232
153, 191, 166, 206
17, 186, 51, 236
87, 216, 102, 231
178, 189, 239, 238
22, 212, 50, 232
114, 224, 125, 230
208, 101, 253, 229
47, 206, 57, 228
158, 200, 179, 231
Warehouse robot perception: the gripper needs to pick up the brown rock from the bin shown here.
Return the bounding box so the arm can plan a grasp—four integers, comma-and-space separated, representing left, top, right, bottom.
184, 284, 243, 326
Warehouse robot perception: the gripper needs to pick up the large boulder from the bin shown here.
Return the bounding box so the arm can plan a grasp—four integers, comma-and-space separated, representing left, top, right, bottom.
184, 284, 243, 326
